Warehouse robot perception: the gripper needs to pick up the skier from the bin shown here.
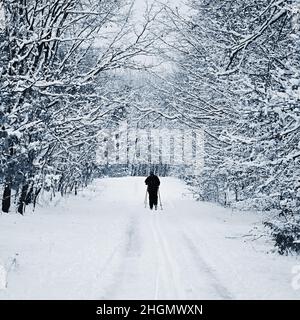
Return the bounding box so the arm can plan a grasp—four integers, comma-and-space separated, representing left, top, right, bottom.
145, 171, 160, 210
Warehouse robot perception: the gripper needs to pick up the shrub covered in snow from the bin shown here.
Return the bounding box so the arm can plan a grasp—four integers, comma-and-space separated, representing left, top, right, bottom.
265, 217, 300, 255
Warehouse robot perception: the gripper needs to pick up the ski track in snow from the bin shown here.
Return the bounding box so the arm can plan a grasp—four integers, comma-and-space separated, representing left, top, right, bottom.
182, 233, 232, 299
151, 214, 183, 299
0, 177, 300, 299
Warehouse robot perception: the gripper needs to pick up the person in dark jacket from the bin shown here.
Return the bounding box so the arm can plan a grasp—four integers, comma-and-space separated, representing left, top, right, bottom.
145, 171, 160, 210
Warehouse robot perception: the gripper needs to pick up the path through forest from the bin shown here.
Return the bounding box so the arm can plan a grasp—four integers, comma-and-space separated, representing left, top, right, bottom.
0, 177, 299, 299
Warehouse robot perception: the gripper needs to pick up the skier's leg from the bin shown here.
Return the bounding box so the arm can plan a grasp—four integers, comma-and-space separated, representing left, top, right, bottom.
154, 191, 158, 210
149, 192, 154, 210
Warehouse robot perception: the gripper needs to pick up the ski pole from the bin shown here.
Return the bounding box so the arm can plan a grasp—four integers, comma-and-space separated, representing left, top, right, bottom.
158, 189, 163, 210
144, 188, 148, 208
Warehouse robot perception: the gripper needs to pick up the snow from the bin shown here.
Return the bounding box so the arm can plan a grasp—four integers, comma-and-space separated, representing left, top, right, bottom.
0, 177, 300, 299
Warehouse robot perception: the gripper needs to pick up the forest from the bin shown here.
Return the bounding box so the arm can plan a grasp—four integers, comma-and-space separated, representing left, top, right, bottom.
1, 0, 300, 254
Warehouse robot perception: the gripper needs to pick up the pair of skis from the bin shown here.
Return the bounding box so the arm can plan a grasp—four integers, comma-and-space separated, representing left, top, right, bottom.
144, 188, 163, 210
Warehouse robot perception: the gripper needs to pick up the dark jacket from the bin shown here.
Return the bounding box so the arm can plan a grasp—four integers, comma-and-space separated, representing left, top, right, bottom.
145, 174, 160, 192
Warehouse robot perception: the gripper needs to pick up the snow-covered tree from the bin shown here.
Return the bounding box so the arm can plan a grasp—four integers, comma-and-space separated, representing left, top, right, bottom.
0, 0, 160, 213
158, 0, 300, 252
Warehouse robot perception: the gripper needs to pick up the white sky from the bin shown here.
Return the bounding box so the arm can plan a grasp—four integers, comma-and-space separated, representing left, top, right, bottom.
0, 1, 189, 69
130, 0, 190, 69
132, 0, 188, 20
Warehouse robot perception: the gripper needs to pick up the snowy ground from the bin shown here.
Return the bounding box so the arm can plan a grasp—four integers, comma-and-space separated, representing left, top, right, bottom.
0, 177, 300, 299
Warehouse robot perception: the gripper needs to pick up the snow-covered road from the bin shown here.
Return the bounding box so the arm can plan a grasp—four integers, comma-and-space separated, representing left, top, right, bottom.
0, 177, 299, 299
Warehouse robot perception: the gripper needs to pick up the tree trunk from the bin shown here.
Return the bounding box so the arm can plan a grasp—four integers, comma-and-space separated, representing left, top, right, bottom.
17, 184, 29, 215
33, 187, 41, 211
235, 187, 238, 202
2, 182, 11, 213
25, 184, 33, 205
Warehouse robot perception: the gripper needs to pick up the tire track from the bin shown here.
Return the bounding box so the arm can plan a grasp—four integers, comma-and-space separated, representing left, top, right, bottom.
100, 214, 142, 299
182, 232, 233, 299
